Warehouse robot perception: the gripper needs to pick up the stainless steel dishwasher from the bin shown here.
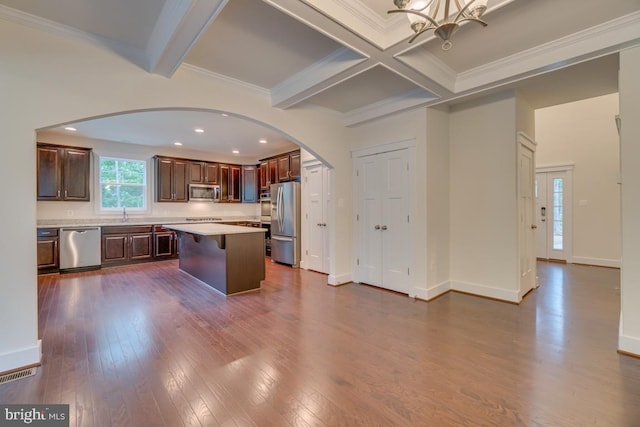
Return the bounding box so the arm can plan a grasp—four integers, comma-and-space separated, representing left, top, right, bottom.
59, 227, 101, 272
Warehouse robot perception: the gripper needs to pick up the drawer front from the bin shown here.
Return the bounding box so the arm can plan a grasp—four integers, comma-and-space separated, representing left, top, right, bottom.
37, 228, 59, 237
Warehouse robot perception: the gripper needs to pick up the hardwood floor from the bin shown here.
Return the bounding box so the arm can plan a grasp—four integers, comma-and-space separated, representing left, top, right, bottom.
1, 260, 639, 426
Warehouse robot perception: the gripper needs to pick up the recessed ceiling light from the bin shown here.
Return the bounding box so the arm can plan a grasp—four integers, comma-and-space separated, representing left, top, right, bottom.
194, 128, 204, 133
259, 139, 267, 144
232, 150, 239, 154
64, 127, 77, 132
174, 142, 183, 146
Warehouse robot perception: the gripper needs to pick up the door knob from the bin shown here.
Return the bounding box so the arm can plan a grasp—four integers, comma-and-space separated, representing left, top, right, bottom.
531, 225, 537, 229
374, 225, 380, 230
381, 225, 388, 230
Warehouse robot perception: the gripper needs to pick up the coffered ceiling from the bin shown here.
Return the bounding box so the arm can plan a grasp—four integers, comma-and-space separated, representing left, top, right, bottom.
0, 0, 638, 157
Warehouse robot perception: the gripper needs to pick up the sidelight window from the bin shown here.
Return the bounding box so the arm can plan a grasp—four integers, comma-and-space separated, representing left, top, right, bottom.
98, 156, 148, 210
552, 178, 564, 250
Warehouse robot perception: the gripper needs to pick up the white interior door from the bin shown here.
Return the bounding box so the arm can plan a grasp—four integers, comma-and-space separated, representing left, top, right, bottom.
518, 135, 536, 297
356, 148, 410, 293
380, 150, 410, 293
359, 156, 383, 285
535, 169, 572, 261
305, 164, 330, 273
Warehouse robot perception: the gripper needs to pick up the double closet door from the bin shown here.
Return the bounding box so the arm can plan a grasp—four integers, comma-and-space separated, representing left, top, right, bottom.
355, 148, 411, 294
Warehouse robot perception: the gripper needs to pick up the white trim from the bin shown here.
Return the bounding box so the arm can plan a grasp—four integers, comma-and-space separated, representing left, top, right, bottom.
0, 5, 146, 70
450, 280, 521, 303
180, 63, 270, 95
414, 281, 451, 301
351, 138, 416, 159
0, 340, 41, 373
271, 47, 367, 109
456, 11, 640, 93
572, 256, 621, 269
619, 333, 640, 357
536, 163, 575, 173
328, 272, 352, 286
342, 89, 436, 127
517, 131, 537, 151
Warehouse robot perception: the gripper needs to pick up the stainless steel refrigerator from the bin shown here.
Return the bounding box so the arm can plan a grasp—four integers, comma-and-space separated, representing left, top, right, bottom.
270, 181, 301, 267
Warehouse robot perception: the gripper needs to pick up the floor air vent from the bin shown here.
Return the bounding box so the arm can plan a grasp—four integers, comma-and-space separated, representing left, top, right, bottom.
0, 367, 37, 385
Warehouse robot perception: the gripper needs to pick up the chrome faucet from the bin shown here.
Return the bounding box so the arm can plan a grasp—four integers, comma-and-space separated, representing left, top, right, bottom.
122, 207, 128, 222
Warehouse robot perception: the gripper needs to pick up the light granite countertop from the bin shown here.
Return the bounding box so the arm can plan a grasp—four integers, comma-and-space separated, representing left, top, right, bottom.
162, 223, 267, 236
37, 216, 261, 228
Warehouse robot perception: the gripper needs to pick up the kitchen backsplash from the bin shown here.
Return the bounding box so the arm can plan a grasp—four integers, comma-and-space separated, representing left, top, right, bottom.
37, 200, 259, 221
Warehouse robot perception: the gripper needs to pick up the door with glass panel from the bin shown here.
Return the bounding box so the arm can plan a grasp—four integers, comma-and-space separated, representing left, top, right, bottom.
535, 170, 571, 261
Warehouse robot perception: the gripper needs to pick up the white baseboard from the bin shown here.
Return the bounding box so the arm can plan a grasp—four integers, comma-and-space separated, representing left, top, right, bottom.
414, 281, 451, 301
450, 280, 521, 303
0, 340, 41, 373
619, 334, 640, 357
328, 272, 352, 286
572, 256, 621, 268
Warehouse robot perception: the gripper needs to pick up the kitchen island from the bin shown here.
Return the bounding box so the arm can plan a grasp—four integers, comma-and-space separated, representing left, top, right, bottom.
162, 223, 266, 296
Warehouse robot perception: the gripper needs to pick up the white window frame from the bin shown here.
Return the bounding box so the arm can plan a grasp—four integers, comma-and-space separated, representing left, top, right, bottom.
94, 153, 152, 215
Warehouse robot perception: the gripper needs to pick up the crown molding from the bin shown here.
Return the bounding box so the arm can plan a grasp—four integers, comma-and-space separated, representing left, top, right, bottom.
456, 10, 640, 93
271, 47, 367, 109
0, 4, 146, 70
179, 63, 270, 95
342, 88, 437, 126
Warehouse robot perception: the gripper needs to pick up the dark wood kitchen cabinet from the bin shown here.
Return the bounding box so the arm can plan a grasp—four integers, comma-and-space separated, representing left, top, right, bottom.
289, 151, 300, 180
153, 225, 178, 258
278, 154, 291, 181
37, 228, 59, 273
259, 158, 278, 190
101, 225, 153, 266
189, 161, 219, 185
242, 165, 258, 203
37, 144, 91, 201
230, 165, 241, 202
156, 156, 188, 202
219, 164, 242, 202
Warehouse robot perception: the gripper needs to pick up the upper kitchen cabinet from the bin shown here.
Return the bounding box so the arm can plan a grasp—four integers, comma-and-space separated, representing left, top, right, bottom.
37, 144, 91, 201
155, 156, 188, 202
242, 165, 257, 203
289, 151, 300, 181
189, 161, 219, 185
260, 149, 301, 187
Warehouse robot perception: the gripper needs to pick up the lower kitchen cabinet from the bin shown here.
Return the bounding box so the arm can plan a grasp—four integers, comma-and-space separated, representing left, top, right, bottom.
37, 228, 59, 273
102, 225, 153, 266
154, 225, 178, 258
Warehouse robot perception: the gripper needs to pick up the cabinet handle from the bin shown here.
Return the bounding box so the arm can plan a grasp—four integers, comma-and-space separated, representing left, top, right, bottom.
57, 190, 61, 198
374, 225, 380, 230
64, 190, 68, 198
381, 225, 388, 230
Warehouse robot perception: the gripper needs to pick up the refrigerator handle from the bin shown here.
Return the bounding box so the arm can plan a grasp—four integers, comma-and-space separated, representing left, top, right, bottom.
278, 186, 284, 230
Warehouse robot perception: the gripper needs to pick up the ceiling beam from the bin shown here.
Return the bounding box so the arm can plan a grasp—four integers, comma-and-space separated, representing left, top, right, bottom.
146, 0, 229, 78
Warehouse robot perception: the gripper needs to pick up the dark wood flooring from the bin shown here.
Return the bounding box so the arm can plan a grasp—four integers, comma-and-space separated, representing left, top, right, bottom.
1, 260, 639, 426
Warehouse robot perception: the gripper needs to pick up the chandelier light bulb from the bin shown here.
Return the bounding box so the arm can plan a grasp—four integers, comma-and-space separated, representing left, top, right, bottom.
389, 0, 488, 50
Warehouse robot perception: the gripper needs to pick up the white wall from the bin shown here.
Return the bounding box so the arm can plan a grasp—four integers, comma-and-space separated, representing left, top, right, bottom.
36, 132, 260, 221
0, 18, 352, 372
619, 46, 640, 356
449, 92, 520, 302
424, 107, 450, 298
535, 94, 621, 267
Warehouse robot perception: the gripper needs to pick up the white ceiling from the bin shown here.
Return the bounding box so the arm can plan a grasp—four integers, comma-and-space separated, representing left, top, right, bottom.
1, 0, 637, 157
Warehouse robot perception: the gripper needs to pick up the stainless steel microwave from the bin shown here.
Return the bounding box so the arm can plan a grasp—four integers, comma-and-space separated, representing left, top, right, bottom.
189, 184, 221, 202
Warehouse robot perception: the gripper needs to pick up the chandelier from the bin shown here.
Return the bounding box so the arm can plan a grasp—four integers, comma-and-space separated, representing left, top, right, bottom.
388, 0, 488, 50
